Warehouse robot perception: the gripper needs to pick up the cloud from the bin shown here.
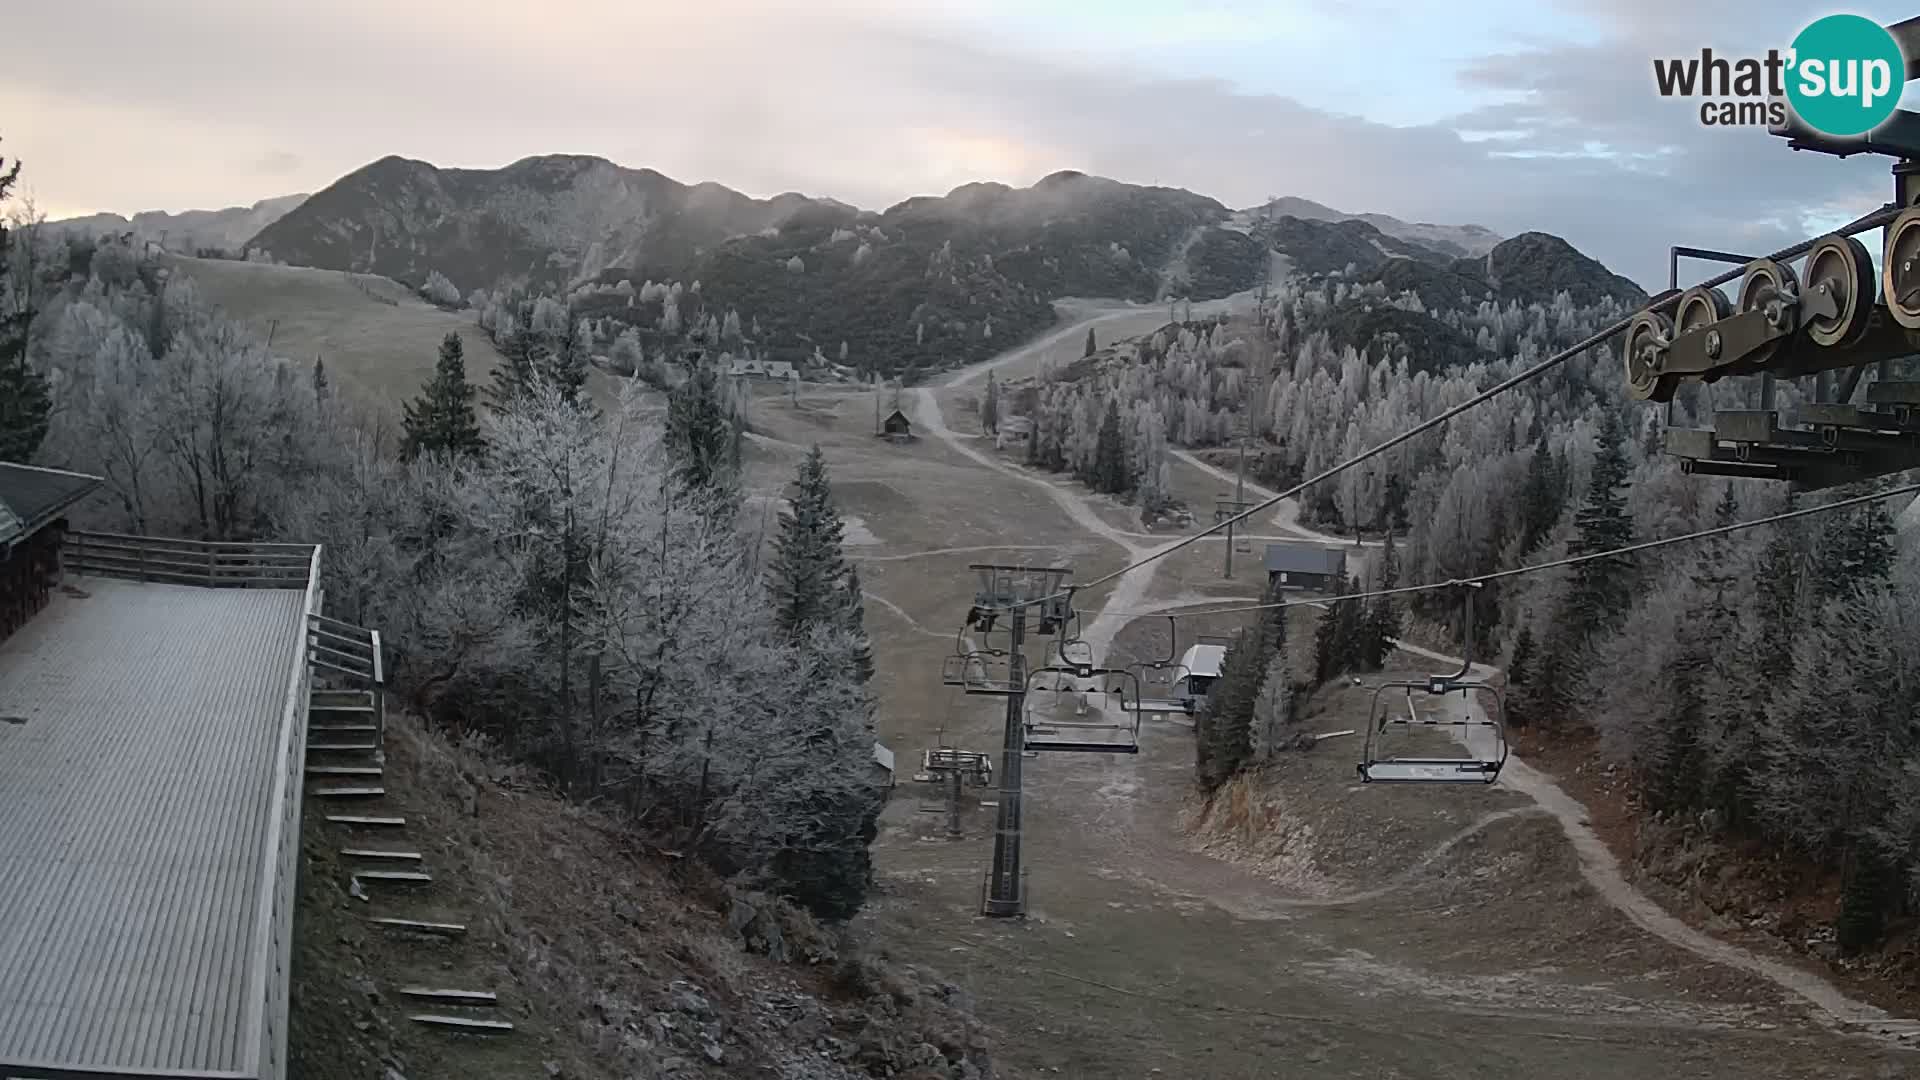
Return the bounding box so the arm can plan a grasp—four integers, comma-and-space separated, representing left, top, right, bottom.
253, 151, 302, 175
2, 0, 1913, 288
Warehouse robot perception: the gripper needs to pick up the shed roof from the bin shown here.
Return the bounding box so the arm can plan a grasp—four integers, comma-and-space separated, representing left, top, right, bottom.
1263, 542, 1346, 576
0, 462, 102, 546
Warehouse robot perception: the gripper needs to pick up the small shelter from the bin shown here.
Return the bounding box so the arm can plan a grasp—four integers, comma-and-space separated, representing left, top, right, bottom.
0, 462, 102, 643
1173, 644, 1226, 705
879, 409, 915, 443
1264, 542, 1347, 592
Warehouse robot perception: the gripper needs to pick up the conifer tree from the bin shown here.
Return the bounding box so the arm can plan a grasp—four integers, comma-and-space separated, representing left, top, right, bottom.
981, 370, 1000, 435
402, 332, 485, 461
1518, 441, 1560, 553
1506, 623, 1536, 727
665, 356, 742, 494
312, 357, 329, 399
0, 149, 50, 462
487, 325, 544, 413
1084, 326, 1097, 357
1091, 397, 1130, 494
1566, 408, 1635, 639
1359, 532, 1402, 669
768, 446, 874, 687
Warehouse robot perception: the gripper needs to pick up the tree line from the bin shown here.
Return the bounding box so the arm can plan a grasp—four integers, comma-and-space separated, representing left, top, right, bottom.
2, 153, 886, 919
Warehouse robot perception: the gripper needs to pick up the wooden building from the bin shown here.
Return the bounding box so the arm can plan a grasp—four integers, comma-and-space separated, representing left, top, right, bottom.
0, 462, 102, 644
1264, 542, 1347, 592
879, 408, 915, 442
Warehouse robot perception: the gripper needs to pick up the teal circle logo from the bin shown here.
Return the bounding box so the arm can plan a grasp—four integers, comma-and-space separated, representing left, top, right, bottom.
1786, 14, 1907, 136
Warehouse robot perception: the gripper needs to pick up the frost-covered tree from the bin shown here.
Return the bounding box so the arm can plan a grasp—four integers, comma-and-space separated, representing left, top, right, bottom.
420, 269, 462, 307
664, 356, 741, 495
0, 149, 50, 462
767, 446, 873, 687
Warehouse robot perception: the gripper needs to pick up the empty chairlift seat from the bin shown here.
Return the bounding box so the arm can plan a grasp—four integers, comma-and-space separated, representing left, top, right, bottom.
1022, 664, 1142, 754
1358, 679, 1508, 785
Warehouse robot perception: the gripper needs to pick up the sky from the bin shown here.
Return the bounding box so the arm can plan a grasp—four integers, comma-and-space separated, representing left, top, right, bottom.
4, 0, 1918, 290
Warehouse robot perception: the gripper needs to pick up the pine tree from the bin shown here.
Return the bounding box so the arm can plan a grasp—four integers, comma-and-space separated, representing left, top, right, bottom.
981, 370, 1000, 435
402, 332, 485, 461
1518, 440, 1560, 553
1360, 532, 1401, 669
1200, 626, 1264, 787
665, 357, 742, 493
1091, 397, 1129, 494
1249, 650, 1293, 761
486, 325, 544, 413
312, 357, 329, 399
0, 150, 50, 463
839, 563, 875, 687
1566, 409, 1635, 639
1812, 482, 1895, 602
547, 317, 591, 409
768, 446, 871, 689
1084, 326, 1097, 357
1312, 573, 1352, 683
1506, 623, 1536, 727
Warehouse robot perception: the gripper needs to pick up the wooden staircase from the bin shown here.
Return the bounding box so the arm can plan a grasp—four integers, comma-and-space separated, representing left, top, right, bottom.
303, 614, 514, 1039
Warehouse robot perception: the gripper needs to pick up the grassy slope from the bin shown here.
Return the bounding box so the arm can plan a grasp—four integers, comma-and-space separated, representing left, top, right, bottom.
163, 255, 509, 416
291, 716, 992, 1080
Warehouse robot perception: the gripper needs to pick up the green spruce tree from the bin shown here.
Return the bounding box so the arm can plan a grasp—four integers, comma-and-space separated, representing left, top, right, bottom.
768, 445, 873, 681
665, 356, 742, 493
1084, 326, 1097, 357
486, 325, 544, 413
1506, 623, 1536, 728
981, 370, 1000, 435
1359, 532, 1401, 669
402, 332, 485, 461
1518, 441, 1561, 553
1566, 408, 1635, 639
0, 149, 50, 462
1091, 397, 1130, 494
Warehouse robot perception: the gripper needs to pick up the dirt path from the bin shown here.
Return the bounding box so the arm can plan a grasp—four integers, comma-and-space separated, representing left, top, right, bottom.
1389, 638, 1918, 1039
1171, 448, 1382, 551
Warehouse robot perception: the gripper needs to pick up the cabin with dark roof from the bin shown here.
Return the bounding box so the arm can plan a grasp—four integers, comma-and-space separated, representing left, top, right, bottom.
0, 462, 102, 643
1264, 542, 1348, 592
879, 408, 915, 443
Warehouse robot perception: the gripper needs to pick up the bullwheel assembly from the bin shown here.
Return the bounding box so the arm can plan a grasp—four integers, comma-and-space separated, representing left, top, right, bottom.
1801, 234, 1875, 349
1884, 208, 1920, 328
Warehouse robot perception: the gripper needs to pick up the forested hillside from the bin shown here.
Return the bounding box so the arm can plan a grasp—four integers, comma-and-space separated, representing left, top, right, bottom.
8, 222, 889, 924
1133, 253, 1920, 976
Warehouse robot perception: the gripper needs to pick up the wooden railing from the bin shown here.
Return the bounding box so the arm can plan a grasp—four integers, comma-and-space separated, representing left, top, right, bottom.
64, 531, 317, 589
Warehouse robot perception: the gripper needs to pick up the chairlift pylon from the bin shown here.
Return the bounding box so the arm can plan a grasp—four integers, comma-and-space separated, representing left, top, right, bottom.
1357, 583, 1507, 785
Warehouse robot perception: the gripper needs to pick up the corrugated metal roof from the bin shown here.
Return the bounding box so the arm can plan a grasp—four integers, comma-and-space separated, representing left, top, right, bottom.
0, 462, 103, 545
0, 578, 305, 1075
1263, 542, 1346, 576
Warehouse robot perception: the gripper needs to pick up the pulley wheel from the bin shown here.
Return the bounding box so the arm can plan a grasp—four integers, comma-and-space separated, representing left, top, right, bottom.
1883, 209, 1920, 329
1736, 258, 1800, 367
1622, 309, 1674, 402
1801, 233, 1874, 348
1673, 286, 1732, 336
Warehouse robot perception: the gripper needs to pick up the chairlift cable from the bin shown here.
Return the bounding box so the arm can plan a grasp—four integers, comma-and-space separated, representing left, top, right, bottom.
969, 204, 1899, 619
1149, 480, 1920, 622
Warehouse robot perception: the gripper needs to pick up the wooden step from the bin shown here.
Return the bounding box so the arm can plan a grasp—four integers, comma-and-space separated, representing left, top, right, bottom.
311, 723, 377, 735
354, 869, 433, 886
313, 786, 386, 799
306, 765, 382, 778
400, 987, 497, 1006
341, 847, 422, 863
366, 917, 466, 937
325, 814, 405, 828
307, 730, 378, 749
410, 1015, 512, 1034
311, 690, 373, 705
313, 703, 377, 714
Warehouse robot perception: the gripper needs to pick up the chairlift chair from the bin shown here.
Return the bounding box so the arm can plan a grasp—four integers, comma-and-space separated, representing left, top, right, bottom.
1021, 663, 1143, 753
941, 627, 1023, 695
1128, 615, 1202, 716
1356, 582, 1507, 785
